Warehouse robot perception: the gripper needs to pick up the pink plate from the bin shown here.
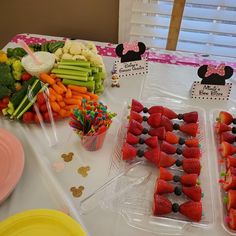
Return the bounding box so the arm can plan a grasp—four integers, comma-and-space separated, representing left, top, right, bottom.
0, 128, 25, 204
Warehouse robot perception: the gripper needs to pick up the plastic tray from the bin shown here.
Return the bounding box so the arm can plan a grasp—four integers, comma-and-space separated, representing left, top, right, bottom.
210, 108, 236, 235
82, 97, 214, 235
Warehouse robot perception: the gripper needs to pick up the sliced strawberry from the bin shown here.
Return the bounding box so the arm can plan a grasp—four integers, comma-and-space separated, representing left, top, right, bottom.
153, 194, 172, 216
220, 141, 236, 157
229, 167, 236, 176
161, 115, 173, 132
126, 132, 139, 145
145, 136, 158, 148
144, 148, 160, 165
215, 123, 232, 134
227, 156, 236, 169
160, 141, 177, 154
163, 107, 177, 120
182, 186, 202, 202
185, 138, 199, 148
159, 167, 173, 181
179, 123, 198, 137
229, 208, 236, 230
155, 179, 175, 194
147, 113, 162, 128
227, 190, 236, 210
149, 127, 166, 140
182, 147, 201, 159
218, 111, 233, 125
220, 132, 235, 144
158, 152, 176, 168
165, 131, 179, 144
122, 143, 137, 160
183, 111, 198, 123
128, 120, 143, 135
179, 201, 202, 222
180, 174, 198, 186
131, 99, 144, 113
129, 111, 143, 123
182, 159, 201, 175
223, 170, 236, 191
148, 105, 164, 115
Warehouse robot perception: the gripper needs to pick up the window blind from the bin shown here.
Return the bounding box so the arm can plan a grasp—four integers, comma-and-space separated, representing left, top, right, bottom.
119, 0, 236, 57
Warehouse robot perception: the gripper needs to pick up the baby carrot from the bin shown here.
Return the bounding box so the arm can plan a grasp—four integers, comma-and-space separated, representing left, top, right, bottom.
87, 92, 99, 101
64, 105, 79, 111
50, 101, 61, 113
59, 109, 71, 118
56, 94, 63, 102
73, 93, 90, 100
65, 88, 72, 99
65, 98, 82, 106
58, 101, 66, 107
71, 95, 83, 100
52, 84, 64, 95
50, 74, 57, 79
68, 85, 87, 93
49, 94, 56, 102
57, 81, 67, 93
40, 73, 55, 85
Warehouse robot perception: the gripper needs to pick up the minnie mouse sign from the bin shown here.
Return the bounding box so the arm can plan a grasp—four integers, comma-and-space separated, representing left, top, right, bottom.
191, 63, 233, 101
113, 41, 148, 77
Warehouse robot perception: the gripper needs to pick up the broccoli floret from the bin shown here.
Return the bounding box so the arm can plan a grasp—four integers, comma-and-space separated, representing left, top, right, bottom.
12, 60, 23, 80
0, 63, 15, 99
7, 47, 27, 58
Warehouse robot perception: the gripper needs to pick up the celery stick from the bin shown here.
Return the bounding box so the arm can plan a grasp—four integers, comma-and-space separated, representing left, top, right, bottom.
55, 74, 88, 81
95, 84, 104, 94
91, 66, 99, 74
62, 79, 95, 92
52, 68, 88, 77
60, 59, 90, 68
88, 77, 94, 81
57, 64, 92, 75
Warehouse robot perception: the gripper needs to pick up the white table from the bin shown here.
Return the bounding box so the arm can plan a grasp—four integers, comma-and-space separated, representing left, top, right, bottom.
1, 34, 236, 236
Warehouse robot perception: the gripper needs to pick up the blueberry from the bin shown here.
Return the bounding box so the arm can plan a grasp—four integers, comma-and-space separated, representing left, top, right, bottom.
139, 138, 145, 144
137, 149, 144, 157
142, 128, 148, 134
172, 203, 179, 213
174, 187, 182, 196
173, 124, 180, 130
176, 148, 182, 155
177, 114, 184, 120
175, 159, 182, 166
178, 137, 185, 145
143, 107, 149, 113
143, 116, 148, 122
173, 175, 180, 182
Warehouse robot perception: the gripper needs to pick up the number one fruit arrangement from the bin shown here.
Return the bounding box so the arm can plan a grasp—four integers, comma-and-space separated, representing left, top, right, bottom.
122, 99, 203, 222
216, 111, 236, 230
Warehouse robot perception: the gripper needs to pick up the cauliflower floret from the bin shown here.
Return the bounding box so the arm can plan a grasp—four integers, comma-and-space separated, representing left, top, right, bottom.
69, 41, 85, 55
61, 53, 73, 60
90, 55, 103, 67
72, 55, 87, 61
54, 48, 63, 58
64, 39, 72, 51
63, 48, 69, 54
86, 41, 98, 53
81, 49, 94, 61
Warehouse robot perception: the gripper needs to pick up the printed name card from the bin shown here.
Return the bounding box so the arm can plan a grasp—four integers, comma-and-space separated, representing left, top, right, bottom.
114, 41, 148, 77
191, 64, 234, 101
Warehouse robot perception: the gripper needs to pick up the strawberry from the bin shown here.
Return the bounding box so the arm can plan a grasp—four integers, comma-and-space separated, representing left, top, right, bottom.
185, 138, 199, 148
182, 111, 198, 123
155, 179, 175, 194
182, 186, 202, 202
148, 105, 164, 115
144, 148, 160, 165
128, 120, 144, 135
218, 111, 233, 125
165, 131, 179, 144
126, 132, 139, 145
227, 156, 236, 169
223, 170, 236, 191
229, 208, 236, 230
159, 167, 173, 181
153, 194, 172, 216
160, 141, 177, 154
229, 167, 236, 176
220, 132, 235, 144
163, 107, 177, 119
158, 152, 176, 168
180, 174, 198, 186
182, 159, 201, 175
179, 123, 198, 137
179, 201, 202, 222
227, 190, 236, 210
149, 127, 166, 140
220, 141, 236, 157
39, 104, 48, 113
37, 92, 46, 105
182, 147, 201, 159
147, 113, 162, 128
145, 136, 158, 148
122, 143, 137, 160
130, 99, 144, 113
161, 115, 173, 131
215, 123, 232, 134
129, 111, 143, 123
22, 111, 34, 123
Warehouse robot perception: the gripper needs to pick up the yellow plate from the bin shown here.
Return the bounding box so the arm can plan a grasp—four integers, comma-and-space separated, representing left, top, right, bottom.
0, 209, 87, 236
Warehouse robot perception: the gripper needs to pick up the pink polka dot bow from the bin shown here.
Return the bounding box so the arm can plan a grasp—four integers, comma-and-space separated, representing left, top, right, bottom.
123, 41, 139, 54
205, 63, 226, 77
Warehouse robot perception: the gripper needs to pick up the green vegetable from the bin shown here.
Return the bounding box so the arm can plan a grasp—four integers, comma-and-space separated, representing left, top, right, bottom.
0, 63, 15, 99
54, 74, 88, 81
12, 60, 23, 80
60, 59, 91, 68
52, 68, 89, 77
57, 64, 92, 75
7, 47, 27, 58
62, 79, 95, 92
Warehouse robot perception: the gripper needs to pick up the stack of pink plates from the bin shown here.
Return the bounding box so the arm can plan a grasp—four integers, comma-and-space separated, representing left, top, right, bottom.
0, 128, 25, 204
